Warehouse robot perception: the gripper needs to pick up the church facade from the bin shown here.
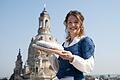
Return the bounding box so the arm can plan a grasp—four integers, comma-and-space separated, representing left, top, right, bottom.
9, 8, 57, 80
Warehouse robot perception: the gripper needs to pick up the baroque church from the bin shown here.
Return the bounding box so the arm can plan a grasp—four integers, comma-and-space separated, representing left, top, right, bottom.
9, 7, 58, 80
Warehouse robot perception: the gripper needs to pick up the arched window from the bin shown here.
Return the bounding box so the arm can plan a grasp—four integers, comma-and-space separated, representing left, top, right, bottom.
49, 37, 52, 40
39, 36, 43, 40
45, 20, 48, 28
36, 67, 38, 73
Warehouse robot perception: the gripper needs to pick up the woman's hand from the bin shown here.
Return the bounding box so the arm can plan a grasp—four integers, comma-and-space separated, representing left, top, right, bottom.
40, 48, 74, 62
42, 48, 74, 62
60, 51, 74, 62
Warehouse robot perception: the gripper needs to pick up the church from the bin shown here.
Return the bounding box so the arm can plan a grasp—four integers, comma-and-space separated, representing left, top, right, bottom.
9, 7, 58, 80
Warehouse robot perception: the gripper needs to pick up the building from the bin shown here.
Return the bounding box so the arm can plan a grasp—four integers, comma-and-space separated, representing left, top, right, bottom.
9, 49, 24, 80
10, 7, 58, 80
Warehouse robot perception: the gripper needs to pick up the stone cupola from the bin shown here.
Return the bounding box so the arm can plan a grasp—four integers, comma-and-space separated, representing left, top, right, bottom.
38, 8, 51, 35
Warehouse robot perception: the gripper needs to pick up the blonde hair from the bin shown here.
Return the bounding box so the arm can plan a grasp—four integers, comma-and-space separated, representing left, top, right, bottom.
64, 10, 85, 42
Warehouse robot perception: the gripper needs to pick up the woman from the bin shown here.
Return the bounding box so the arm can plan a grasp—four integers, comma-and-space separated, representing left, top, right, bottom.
35, 10, 95, 80
56, 10, 95, 80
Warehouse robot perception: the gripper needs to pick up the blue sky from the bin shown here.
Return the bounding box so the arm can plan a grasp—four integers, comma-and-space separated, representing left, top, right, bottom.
0, 0, 120, 78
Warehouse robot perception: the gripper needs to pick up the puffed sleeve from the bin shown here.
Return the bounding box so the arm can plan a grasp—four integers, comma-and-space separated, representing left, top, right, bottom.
81, 37, 95, 59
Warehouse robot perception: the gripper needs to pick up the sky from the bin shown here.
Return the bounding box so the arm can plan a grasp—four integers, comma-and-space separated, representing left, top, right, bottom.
0, 0, 120, 78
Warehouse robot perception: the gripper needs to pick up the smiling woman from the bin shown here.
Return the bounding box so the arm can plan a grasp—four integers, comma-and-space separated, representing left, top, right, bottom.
55, 10, 95, 80
64, 11, 85, 45
34, 10, 95, 80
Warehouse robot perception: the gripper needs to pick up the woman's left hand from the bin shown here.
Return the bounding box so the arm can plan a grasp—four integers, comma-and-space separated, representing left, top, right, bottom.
46, 48, 74, 62
60, 51, 74, 62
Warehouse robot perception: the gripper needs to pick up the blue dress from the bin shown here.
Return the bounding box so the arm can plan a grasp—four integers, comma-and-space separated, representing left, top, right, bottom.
56, 37, 95, 80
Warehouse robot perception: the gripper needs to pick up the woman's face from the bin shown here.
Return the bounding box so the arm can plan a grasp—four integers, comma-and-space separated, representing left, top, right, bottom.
67, 15, 81, 37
